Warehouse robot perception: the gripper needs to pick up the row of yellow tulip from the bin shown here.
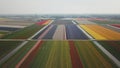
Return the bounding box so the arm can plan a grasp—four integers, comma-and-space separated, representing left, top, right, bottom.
80, 24, 120, 40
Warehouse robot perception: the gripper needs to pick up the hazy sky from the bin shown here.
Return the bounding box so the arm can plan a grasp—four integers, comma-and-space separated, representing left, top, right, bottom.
0, 0, 120, 14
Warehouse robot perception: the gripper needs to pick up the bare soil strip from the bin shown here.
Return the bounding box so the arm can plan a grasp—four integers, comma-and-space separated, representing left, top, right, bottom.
53, 25, 66, 40
0, 25, 25, 28
0, 20, 54, 65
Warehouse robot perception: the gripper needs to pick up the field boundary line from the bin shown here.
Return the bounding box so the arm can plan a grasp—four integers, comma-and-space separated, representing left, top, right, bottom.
72, 21, 77, 25
76, 25, 94, 40
77, 25, 120, 67
93, 41, 120, 67
38, 25, 53, 39
15, 40, 42, 68
28, 20, 54, 40
0, 20, 54, 65
0, 41, 28, 64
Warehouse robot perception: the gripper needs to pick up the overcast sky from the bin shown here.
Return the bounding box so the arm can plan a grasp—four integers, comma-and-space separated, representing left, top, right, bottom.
0, 0, 120, 14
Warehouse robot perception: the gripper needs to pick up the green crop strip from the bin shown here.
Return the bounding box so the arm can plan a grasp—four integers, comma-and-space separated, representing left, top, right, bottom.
0, 41, 37, 68
97, 41, 120, 61
91, 41, 118, 68
0, 31, 9, 35
30, 41, 72, 68
74, 41, 116, 68
0, 41, 22, 60
2, 24, 44, 39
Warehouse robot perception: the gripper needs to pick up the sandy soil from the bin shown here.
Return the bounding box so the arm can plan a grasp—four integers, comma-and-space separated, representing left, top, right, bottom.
0, 25, 26, 28
0, 18, 35, 26
53, 25, 66, 40
0, 21, 35, 26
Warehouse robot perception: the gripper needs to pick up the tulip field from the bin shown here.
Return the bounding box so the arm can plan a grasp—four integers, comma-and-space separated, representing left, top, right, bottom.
98, 41, 120, 61
80, 24, 120, 40
2, 24, 45, 39
111, 24, 120, 28
0, 18, 120, 68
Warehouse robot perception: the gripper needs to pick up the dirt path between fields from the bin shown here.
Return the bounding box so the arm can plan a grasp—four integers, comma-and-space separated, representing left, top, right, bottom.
53, 25, 66, 40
